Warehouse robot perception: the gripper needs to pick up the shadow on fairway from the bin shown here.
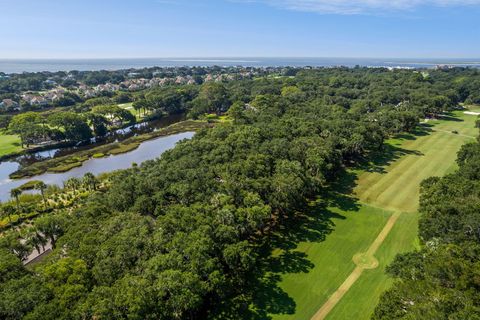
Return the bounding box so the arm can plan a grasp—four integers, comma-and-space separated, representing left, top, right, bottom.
356, 126, 433, 174
213, 201, 352, 319
210, 176, 360, 319
396, 127, 431, 140
208, 128, 431, 319
438, 113, 464, 122
357, 144, 424, 174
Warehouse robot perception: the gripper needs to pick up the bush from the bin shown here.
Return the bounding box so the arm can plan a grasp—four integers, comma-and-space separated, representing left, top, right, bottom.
17, 180, 42, 191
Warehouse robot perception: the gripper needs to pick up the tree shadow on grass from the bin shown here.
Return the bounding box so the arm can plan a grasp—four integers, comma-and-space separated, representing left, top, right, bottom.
395, 127, 430, 140
210, 177, 360, 319
235, 202, 349, 319
357, 143, 424, 174
208, 128, 432, 319
438, 112, 464, 122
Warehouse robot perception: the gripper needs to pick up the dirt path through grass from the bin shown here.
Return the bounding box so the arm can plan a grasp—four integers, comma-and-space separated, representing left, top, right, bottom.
431, 128, 477, 139
312, 113, 476, 319
267, 110, 478, 320
311, 212, 400, 320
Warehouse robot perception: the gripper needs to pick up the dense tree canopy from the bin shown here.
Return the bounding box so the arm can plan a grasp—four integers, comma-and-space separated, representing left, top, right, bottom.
1, 67, 480, 319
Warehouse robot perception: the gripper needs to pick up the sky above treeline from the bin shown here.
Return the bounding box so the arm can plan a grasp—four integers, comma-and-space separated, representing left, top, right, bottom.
0, 0, 479, 59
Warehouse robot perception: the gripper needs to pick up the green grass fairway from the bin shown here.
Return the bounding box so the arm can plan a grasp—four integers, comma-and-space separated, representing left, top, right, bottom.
118, 102, 148, 121
262, 203, 392, 320
325, 212, 419, 320
263, 110, 478, 320
0, 133, 22, 157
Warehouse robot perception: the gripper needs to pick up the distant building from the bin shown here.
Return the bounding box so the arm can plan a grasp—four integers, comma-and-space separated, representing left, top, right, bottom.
28, 96, 48, 106
0, 99, 20, 111
435, 64, 454, 70
94, 83, 119, 93
83, 89, 96, 98
44, 92, 60, 102
204, 74, 214, 82
44, 79, 57, 86
32, 97, 48, 106
127, 72, 140, 78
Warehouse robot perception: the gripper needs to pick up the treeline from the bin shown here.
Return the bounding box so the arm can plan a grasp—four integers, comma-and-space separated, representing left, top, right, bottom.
7, 105, 136, 147
133, 67, 480, 121
373, 119, 480, 319
5, 67, 480, 146
0, 68, 480, 319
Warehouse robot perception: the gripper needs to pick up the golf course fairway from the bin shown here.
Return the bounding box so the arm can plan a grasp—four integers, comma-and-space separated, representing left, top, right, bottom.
264, 109, 479, 320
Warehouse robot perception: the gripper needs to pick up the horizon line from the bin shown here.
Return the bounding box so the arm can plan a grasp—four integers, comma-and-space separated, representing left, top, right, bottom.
1, 56, 480, 61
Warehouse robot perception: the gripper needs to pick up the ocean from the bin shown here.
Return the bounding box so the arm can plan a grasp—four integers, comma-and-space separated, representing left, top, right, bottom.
0, 57, 480, 74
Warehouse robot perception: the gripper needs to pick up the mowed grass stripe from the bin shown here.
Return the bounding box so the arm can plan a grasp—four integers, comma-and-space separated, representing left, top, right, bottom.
325, 212, 419, 320
354, 130, 446, 203
270, 205, 393, 320
357, 128, 470, 212
376, 133, 461, 211
312, 212, 401, 320
355, 132, 445, 211
324, 115, 474, 318
433, 112, 479, 137
268, 112, 476, 320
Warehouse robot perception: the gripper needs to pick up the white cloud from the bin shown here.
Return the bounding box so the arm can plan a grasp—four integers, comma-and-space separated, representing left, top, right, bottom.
247, 0, 480, 14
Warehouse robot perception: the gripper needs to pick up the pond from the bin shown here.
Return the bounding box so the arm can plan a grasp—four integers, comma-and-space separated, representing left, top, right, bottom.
16, 113, 186, 166
0, 131, 194, 202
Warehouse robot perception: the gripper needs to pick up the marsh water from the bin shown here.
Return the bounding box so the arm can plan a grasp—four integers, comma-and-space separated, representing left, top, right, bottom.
0, 131, 194, 202
16, 113, 186, 166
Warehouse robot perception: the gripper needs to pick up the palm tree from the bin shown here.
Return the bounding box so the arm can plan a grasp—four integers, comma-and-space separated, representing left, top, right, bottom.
82, 172, 98, 191
10, 188, 22, 211
65, 177, 81, 193
35, 181, 48, 209
2, 203, 15, 223
35, 215, 65, 249
25, 228, 47, 254
0, 201, 6, 223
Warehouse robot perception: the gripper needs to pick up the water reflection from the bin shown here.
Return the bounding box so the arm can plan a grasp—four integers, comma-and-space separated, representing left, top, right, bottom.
0, 131, 194, 202
16, 113, 186, 166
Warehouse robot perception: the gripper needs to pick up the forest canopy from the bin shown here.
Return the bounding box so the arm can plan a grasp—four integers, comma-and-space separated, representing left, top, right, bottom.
1, 67, 480, 320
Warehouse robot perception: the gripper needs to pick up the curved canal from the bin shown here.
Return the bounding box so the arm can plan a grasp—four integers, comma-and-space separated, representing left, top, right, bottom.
0, 131, 194, 202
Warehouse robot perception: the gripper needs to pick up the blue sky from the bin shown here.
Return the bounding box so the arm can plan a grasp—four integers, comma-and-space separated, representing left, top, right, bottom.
0, 0, 479, 58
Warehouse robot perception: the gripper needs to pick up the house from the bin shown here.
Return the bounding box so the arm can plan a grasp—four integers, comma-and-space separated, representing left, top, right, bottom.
44, 79, 57, 86
53, 87, 66, 94
0, 99, 20, 111
435, 64, 454, 70
30, 96, 48, 106
83, 89, 96, 98
94, 83, 119, 93
44, 92, 60, 102
175, 76, 187, 84
78, 84, 89, 91
64, 74, 76, 80
159, 78, 169, 86
127, 72, 140, 78
128, 84, 141, 91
